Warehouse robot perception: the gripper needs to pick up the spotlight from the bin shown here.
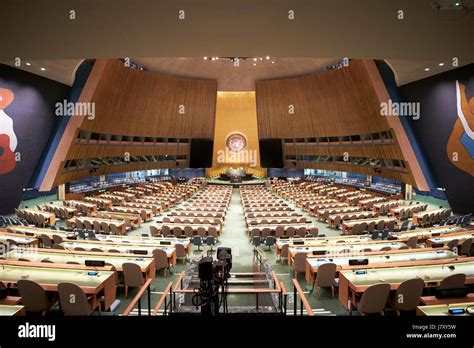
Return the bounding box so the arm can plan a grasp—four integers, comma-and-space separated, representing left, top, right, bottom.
204, 56, 208, 60
266, 56, 270, 60
439, 62, 445, 66
40, 67, 46, 71
25, 62, 31, 66
424, 68, 430, 71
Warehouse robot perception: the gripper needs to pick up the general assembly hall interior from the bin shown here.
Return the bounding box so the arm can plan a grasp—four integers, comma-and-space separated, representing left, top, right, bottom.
0, 0, 474, 345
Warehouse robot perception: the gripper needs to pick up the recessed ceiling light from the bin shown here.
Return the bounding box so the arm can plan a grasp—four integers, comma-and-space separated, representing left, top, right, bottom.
211, 57, 215, 61
266, 56, 270, 60
253, 63, 256, 66
253, 58, 257, 62
271, 61, 275, 64
40, 67, 46, 71
424, 68, 430, 71
203, 56, 207, 60
259, 57, 263, 61
439, 63, 445, 67
25, 62, 31, 66
216, 57, 219, 60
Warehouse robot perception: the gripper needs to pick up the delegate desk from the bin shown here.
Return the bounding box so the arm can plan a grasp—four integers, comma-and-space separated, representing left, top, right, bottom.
95, 234, 192, 254
288, 241, 406, 265
0, 260, 116, 310
246, 216, 307, 226
43, 204, 79, 218
327, 211, 378, 228
304, 248, 458, 284
108, 206, 153, 219
170, 211, 225, 218
154, 223, 221, 237
417, 302, 474, 316
69, 217, 127, 234
275, 235, 374, 256
372, 200, 402, 213
4, 248, 156, 278
0, 305, 25, 316
64, 200, 97, 213
3, 226, 75, 241
316, 207, 362, 221
248, 223, 318, 237
412, 208, 447, 225
426, 232, 474, 247
22, 209, 56, 225
338, 258, 474, 313
341, 217, 398, 235
94, 211, 142, 226
0, 232, 38, 246
390, 225, 467, 242
60, 240, 177, 266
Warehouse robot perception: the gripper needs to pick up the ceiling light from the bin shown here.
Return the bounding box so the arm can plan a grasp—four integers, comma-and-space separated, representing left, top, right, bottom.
203, 56, 207, 60
266, 56, 270, 60
40, 67, 46, 71
216, 57, 219, 60
439, 62, 445, 66
211, 57, 215, 61
271, 61, 275, 64
424, 68, 430, 71
253, 58, 257, 62
259, 57, 263, 61
25, 62, 31, 66
253, 63, 256, 66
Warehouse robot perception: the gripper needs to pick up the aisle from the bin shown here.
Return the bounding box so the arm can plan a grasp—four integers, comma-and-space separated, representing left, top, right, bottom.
217, 188, 256, 272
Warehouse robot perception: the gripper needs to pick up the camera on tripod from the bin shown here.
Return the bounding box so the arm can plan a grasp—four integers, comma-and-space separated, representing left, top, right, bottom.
194, 247, 232, 315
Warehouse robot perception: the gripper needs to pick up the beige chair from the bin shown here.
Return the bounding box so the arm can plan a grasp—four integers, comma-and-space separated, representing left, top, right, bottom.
351, 224, 360, 235
308, 227, 318, 237
286, 227, 295, 238
183, 226, 194, 238
437, 273, 466, 290
93, 221, 102, 233
74, 247, 86, 251
58, 282, 99, 316
386, 220, 396, 231
161, 225, 171, 235
52, 244, 65, 250
122, 262, 145, 298
153, 248, 171, 276
17, 279, 52, 315
208, 227, 218, 240
390, 278, 425, 314
275, 226, 285, 238
314, 262, 337, 299
197, 227, 207, 238
293, 252, 307, 279
108, 249, 120, 253
447, 239, 459, 252
459, 238, 472, 256
296, 226, 306, 236
83, 220, 93, 231
356, 283, 391, 315
40, 234, 52, 248
52, 234, 63, 244
175, 244, 187, 264
172, 226, 183, 237
367, 221, 376, 233
406, 236, 418, 249
280, 244, 289, 262
261, 228, 271, 239
100, 222, 110, 234
380, 246, 392, 251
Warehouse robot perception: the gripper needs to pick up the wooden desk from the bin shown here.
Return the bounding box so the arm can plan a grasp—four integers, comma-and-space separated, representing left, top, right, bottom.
389, 225, 467, 242
328, 211, 378, 228
69, 217, 127, 234
341, 217, 397, 234
417, 302, 474, 316
419, 294, 474, 306
44, 204, 79, 218
22, 209, 56, 225
0, 232, 38, 246
154, 223, 221, 237
338, 258, 474, 313
288, 241, 406, 266
64, 200, 97, 213
412, 208, 447, 225
4, 248, 156, 278
0, 305, 25, 316
426, 232, 474, 247
305, 248, 458, 284
0, 296, 21, 305
0, 260, 116, 310
61, 241, 177, 266
83, 197, 113, 209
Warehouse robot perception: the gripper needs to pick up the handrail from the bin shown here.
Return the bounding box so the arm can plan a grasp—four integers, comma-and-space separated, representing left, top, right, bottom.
122, 278, 153, 316
173, 271, 186, 292
152, 281, 173, 316
292, 278, 314, 316
280, 281, 288, 314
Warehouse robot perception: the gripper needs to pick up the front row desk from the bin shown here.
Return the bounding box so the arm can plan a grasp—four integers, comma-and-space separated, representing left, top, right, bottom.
335, 256, 474, 314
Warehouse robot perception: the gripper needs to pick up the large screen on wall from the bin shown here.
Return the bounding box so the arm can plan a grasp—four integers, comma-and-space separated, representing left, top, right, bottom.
259, 139, 283, 168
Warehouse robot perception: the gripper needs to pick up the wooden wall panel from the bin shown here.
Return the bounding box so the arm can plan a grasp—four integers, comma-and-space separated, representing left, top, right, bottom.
45, 59, 217, 188
256, 59, 428, 187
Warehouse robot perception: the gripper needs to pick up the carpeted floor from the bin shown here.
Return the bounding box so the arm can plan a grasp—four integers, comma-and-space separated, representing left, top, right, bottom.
19, 187, 450, 316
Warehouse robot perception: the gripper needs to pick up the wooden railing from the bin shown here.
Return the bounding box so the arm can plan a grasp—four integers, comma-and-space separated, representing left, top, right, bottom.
152, 281, 174, 316
292, 278, 314, 316
122, 278, 153, 316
